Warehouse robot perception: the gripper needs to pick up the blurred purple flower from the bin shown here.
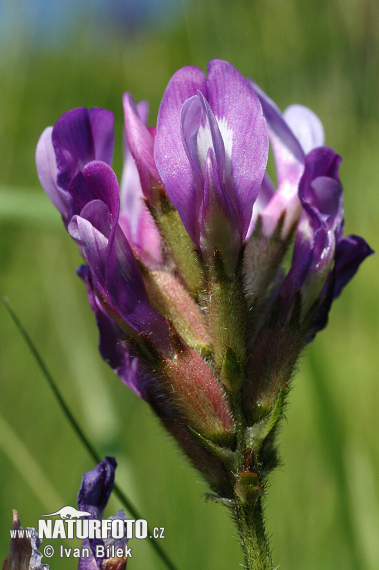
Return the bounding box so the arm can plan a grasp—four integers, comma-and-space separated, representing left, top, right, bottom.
77, 457, 128, 570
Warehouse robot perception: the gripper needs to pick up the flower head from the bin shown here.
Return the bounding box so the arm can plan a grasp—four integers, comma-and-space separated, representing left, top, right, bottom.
37, 60, 373, 503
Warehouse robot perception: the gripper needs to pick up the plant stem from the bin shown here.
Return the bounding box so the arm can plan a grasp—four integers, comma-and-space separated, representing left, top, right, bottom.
234, 496, 274, 570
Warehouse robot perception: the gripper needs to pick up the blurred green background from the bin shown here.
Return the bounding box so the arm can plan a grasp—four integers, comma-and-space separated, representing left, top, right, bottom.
0, 0, 378, 568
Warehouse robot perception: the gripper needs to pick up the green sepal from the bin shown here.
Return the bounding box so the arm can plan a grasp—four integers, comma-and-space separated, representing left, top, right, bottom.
205, 494, 235, 508
244, 213, 293, 317
221, 346, 243, 392
207, 267, 247, 372
246, 384, 289, 459
148, 192, 203, 297
194, 343, 214, 361
187, 426, 237, 470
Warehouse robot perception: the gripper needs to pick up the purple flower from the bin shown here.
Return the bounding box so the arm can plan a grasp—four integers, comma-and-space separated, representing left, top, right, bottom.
36, 107, 114, 225
37, 107, 171, 355
154, 59, 268, 272
279, 146, 373, 328
248, 80, 324, 238
67, 160, 171, 353
77, 457, 128, 570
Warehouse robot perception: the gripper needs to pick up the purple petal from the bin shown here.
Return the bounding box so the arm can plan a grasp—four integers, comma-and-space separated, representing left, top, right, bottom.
299, 147, 341, 198
198, 148, 241, 270
52, 107, 114, 192
308, 235, 374, 336
180, 91, 239, 247
4, 512, 49, 570
247, 173, 276, 236
77, 457, 117, 520
333, 235, 374, 298
88, 108, 115, 165
155, 65, 208, 243
28, 529, 49, 570
299, 147, 344, 234
120, 120, 163, 265
106, 224, 172, 352
78, 265, 151, 400
279, 209, 335, 320
104, 510, 127, 551
78, 540, 97, 570
256, 173, 276, 211
249, 80, 306, 236
68, 161, 120, 219
207, 60, 268, 236
69, 164, 172, 353
249, 79, 304, 190
69, 212, 109, 302
36, 127, 71, 218
283, 104, 324, 154
123, 93, 160, 201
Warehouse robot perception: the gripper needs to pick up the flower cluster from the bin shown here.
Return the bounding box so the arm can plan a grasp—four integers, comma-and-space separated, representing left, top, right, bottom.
36, 59, 372, 508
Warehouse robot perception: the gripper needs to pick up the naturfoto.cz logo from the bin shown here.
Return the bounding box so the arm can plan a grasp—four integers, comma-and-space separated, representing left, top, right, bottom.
35, 506, 157, 540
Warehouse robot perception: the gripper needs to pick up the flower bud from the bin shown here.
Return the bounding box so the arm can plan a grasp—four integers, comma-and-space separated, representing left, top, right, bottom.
234, 472, 263, 505
161, 338, 235, 445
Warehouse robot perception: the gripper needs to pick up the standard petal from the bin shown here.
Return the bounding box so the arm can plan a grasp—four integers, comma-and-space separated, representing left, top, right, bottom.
249, 80, 306, 236
77, 457, 117, 520
88, 107, 115, 165
283, 104, 324, 154
52, 107, 114, 192
155, 65, 208, 243
207, 60, 269, 236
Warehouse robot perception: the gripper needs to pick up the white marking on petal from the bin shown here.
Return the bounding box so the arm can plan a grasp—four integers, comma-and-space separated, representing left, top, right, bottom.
196, 122, 213, 177
217, 117, 233, 162
217, 117, 235, 208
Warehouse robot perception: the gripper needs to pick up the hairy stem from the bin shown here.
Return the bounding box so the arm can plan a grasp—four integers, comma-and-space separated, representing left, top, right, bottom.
234, 496, 273, 570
